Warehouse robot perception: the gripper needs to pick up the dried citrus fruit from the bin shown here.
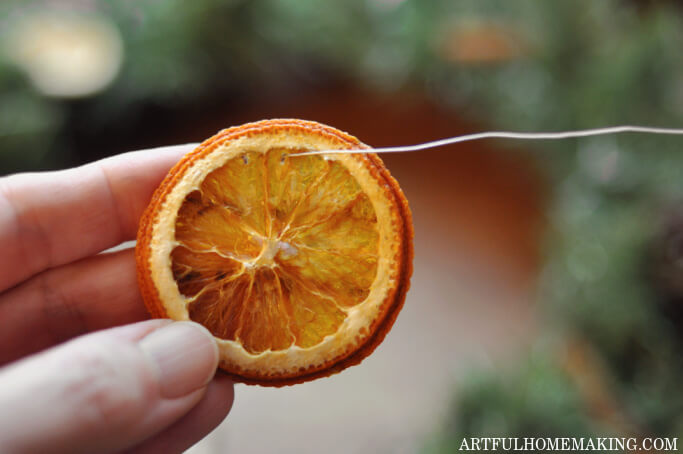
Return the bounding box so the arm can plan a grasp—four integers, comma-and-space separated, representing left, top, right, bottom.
136, 119, 413, 386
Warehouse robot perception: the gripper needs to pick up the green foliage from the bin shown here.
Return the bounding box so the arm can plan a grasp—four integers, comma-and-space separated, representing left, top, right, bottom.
421, 1, 683, 448
426, 359, 596, 453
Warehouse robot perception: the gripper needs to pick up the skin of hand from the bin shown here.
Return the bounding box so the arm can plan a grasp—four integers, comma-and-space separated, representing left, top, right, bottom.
0, 145, 234, 454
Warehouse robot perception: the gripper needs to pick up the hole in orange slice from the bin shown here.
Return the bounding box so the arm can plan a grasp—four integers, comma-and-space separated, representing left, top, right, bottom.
136, 119, 413, 386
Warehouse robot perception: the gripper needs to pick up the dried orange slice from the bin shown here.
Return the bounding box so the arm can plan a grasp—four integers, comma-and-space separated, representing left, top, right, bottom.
136, 119, 413, 386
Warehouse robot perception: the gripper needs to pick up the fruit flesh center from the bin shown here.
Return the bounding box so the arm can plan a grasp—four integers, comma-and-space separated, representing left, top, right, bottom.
171, 148, 380, 354
248, 237, 290, 268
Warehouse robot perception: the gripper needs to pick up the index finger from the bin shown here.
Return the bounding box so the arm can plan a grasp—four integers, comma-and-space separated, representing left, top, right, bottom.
0, 144, 197, 292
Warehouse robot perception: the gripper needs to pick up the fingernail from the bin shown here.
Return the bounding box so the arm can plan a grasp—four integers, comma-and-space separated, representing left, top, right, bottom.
139, 321, 219, 399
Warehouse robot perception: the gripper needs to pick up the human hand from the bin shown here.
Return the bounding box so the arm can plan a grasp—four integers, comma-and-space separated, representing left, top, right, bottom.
0, 145, 234, 454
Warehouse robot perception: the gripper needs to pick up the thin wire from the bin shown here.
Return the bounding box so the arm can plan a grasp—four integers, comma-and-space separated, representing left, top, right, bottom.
289, 125, 683, 156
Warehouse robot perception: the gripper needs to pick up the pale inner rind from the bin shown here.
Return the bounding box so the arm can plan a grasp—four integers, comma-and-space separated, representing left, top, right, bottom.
149, 131, 400, 376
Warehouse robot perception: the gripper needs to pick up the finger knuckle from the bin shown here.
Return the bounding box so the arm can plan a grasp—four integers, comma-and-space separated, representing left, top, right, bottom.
64, 343, 151, 430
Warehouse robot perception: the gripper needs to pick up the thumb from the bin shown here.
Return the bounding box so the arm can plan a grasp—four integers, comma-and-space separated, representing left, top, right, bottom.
0, 319, 219, 454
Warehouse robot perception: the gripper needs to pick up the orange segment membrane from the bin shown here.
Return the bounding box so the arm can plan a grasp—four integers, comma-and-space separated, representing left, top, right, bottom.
171, 149, 380, 353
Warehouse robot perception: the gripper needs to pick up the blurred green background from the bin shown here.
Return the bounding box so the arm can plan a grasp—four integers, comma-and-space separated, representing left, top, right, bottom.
1, 1, 682, 453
